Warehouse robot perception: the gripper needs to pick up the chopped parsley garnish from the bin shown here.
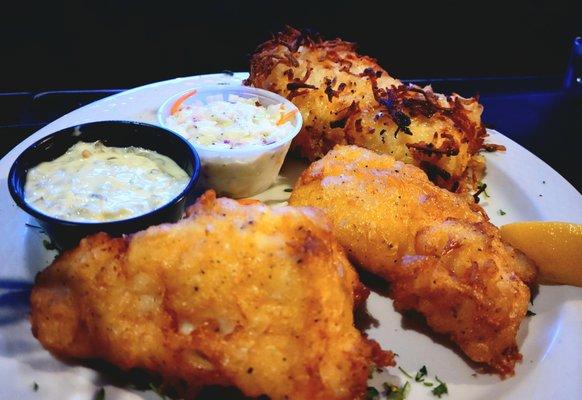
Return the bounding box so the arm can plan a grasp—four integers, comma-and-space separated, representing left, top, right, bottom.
384, 381, 411, 400
401, 381, 412, 398
365, 386, 380, 400
94, 387, 105, 400
498, 209, 506, 215
42, 239, 58, 251
431, 376, 448, 398
371, 365, 447, 398
473, 182, 489, 203
415, 365, 428, 382
32, 382, 39, 392
526, 310, 536, 317
284, 188, 293, 192
398, 366, 414, 379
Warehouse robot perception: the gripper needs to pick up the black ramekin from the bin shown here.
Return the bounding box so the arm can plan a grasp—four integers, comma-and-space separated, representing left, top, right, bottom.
8, 120, 201, 250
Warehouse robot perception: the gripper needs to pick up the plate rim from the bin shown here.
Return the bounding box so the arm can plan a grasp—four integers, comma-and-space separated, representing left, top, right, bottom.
0, 73, 580, 400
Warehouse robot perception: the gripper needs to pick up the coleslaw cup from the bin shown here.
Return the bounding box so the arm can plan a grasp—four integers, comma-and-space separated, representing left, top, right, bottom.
158, 85, 302, 198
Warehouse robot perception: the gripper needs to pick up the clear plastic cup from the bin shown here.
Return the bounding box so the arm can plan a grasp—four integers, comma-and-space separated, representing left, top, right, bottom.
158, 85, 302, 198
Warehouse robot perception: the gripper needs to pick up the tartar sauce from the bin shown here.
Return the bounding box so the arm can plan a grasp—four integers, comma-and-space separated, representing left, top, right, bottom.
24, 141, 189, 222
165, 94, 293, 149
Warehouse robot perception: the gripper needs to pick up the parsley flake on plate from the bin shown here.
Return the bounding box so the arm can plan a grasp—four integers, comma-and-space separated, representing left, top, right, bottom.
384, 381, 411, 400
415, 365, 428, 382
398, 366, 414, 379
431, 376, 448, 398
365, 386, 380, 400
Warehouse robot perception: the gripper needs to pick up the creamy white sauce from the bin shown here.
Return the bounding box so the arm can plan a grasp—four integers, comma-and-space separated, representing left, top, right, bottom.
24, 141, 189, 222
166, 94, 293, 149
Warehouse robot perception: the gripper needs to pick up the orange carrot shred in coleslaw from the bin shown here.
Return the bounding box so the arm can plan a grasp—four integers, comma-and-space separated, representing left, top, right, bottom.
277, 109, 297, 126
170, 90, 197, 115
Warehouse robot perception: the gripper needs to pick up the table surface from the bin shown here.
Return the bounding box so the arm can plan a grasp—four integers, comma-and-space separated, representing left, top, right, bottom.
0, 76, 580, 192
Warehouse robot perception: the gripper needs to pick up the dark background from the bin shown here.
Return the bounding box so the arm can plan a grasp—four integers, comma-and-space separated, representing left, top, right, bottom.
1, 0, 581, 91
0, 0, 580, 190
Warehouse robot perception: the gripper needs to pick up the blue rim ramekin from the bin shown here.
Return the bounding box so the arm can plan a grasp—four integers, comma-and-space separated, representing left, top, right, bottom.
8, 120, 201, 250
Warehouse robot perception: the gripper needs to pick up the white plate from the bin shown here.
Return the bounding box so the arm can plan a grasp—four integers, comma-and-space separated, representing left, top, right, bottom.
0, 73, 581, 400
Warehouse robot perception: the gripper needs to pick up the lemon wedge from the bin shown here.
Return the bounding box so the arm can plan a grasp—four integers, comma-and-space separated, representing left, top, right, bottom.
500, 221, 582, 287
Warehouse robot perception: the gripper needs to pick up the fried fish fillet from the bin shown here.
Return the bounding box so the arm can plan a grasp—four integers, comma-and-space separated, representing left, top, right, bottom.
289, 146, 537, 376
246, 26, 499, 192
30, 190, 393, 400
